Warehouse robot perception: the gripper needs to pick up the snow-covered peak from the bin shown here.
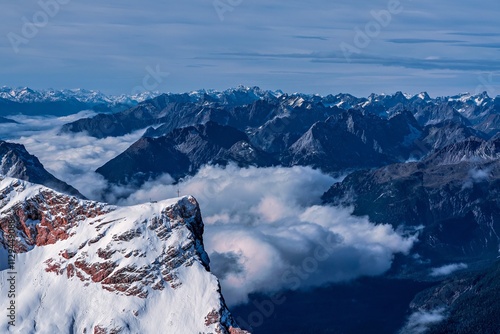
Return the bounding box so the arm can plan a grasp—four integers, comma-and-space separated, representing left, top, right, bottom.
447, 91, 492, 107
0, 86, 160, 105
187, 86, 273, 105
473, 91, 490, 106
0, 177, 249, 334
413, 92, 432, 101
288, 96, 306, 107
0, 86, 43, 103
448, 92, 473, 103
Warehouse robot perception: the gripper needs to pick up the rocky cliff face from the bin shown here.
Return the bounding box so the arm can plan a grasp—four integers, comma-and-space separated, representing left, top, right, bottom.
0, 141, 84, 198
96, 121, 277, 186
322, 138, 500, 270
0, 177, 249, 334
401, 261, 500, 334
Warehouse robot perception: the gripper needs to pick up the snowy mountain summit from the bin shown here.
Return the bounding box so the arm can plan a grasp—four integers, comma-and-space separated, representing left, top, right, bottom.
0, 177, 249, 334
0, 86, 163, 117
0, 86, 159, 105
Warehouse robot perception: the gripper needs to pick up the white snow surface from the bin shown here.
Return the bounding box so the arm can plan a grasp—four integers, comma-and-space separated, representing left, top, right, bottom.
0, 177, 241, 334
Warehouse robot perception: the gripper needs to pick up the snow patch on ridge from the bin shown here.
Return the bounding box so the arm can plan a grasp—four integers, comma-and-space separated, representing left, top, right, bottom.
0, 177, 248, 334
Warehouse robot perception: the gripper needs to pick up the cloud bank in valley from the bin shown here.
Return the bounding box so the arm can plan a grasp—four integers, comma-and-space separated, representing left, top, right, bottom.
1, 116, 417, 306
399, 308, 447, 334
0, 112, 145, 200
118, 164, 417, 305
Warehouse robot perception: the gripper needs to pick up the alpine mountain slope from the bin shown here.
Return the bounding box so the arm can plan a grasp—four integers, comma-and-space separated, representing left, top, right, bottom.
0, 177, 249, 334
0, 140, 84, 198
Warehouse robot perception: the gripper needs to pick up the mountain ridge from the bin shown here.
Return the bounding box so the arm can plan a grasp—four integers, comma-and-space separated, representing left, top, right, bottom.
0, 141, 84, 198
0, 176, 249, 334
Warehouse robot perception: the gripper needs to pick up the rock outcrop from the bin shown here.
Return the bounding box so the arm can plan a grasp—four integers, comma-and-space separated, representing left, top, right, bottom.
0, 140, 84, 198
0, 177, 249, 334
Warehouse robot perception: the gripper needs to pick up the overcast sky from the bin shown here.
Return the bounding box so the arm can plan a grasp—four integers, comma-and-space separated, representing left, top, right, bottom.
1, 0, 500, 96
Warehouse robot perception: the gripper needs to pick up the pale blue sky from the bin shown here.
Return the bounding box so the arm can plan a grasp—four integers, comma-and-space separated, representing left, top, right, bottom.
1, 0, 499, 96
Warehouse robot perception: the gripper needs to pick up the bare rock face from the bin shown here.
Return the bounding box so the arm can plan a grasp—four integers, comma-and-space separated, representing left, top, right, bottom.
402, 261, 500, 334
96, 121, 276, 187
0, 177, 249, 334
0, 182, 105, 253
322, 138, 500, 271
0, 140, 84, 198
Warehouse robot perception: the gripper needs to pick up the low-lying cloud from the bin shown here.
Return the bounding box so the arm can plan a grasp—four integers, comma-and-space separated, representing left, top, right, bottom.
117, 164, 417, 305
0, 112, 145, 199
399, 308, 447, 334
462, 167, 492, 190
1, 116, 418, 306
429, 263, 468, 277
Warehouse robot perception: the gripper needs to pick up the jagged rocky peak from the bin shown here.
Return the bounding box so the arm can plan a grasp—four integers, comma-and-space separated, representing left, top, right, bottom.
321, 140, 500, 269
411, 91, 432, 102
447, 91, 491, 105
424, 136, 499, 166
366, 91, 408, 105
0, 177, 249, 333
212, 85, 268, 105
0, 86, 159, 105
0, 140, 84, 198
97, 121, 277, 186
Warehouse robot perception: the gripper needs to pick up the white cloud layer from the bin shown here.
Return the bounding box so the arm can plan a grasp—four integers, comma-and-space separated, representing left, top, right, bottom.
0, 112, 145, 199
118, 164, 417, 305
399, 308, 447, 334
1, 116, 417, 306
429, 263, 468, 277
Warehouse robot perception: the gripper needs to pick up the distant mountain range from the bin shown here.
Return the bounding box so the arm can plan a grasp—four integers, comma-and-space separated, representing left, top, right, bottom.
51, 86, 496, 188
59, 86, 500, 138
1, 85, 499, 333
0, 86, 160, 116
3, 85, 499, 136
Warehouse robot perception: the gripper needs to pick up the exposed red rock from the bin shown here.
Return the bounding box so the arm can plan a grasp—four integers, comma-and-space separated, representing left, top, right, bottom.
0, 177, 251, 333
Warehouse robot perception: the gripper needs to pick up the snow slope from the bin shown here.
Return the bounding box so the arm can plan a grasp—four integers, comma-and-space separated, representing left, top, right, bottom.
0, 177, 248, 334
